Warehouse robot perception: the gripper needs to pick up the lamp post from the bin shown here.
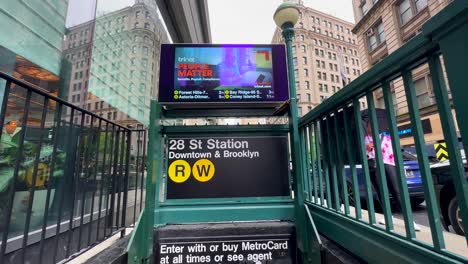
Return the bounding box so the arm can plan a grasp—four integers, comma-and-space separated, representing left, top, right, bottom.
274, 3, 311, 262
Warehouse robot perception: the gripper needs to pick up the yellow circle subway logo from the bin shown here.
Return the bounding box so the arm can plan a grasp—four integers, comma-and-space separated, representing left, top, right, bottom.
168, 160, 191, 183
192, 159, 215, 182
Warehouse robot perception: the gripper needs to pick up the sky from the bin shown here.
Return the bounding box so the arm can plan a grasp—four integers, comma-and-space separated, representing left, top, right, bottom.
207, 0, 355, 44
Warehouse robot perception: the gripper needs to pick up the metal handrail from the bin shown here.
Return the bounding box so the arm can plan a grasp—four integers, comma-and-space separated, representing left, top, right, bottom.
0, 71, 147, 263
0, 71, 130, 131
298, 1, 468, 263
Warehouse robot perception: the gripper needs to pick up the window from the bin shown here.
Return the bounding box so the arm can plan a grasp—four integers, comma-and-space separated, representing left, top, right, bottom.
302, 57, 307, 64
145, 11, 150, 19
305, 81, 310, 89
294, 69, 299, 79
303, 69, 309, 77
300, 35, 304, 41
367, 20, 386, 51
398, 0, 428, 25
296, 81, 300, 89
292, 46, 296, 55
301, 45, 306, 53
307, 93, 311, 102
319, 83, 323, 92
142, 46, 148, 56
360, 0, 369, 16
136, 11, 140, 18
293, 57, 297, 66
414, 77, 433, 108
317, 72, 322, 80
324, 84, 328, 92
323, 73, 327, 81
144, 23, 150, 29
398, 0, 412, 25
316, 60, 321, 67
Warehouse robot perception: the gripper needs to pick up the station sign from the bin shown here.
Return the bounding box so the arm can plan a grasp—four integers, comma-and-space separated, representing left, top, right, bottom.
158, 44, 289, 107
166, 135, 290, 199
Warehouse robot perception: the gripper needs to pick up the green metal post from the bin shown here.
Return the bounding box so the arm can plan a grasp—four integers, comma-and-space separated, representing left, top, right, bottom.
353, 99, 376, 224
343, 107, 362, 220
425, 1, 468, 241
382, 80, 415, 239
367, 92, 393, 231
282, 22, 310, 261
314, 122, 324, 206
143, 101, 162, 262
402, 69, 445, 251
334, 110, 349, 215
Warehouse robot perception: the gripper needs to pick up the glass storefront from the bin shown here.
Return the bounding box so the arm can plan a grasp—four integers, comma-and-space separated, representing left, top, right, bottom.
0, 0, 170, 257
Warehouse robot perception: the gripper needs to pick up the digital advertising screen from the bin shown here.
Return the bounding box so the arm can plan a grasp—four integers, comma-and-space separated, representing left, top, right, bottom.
158, 44, 289, 106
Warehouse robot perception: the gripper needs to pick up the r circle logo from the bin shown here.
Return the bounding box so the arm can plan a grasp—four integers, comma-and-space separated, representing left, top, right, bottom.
168, 160, 191, 183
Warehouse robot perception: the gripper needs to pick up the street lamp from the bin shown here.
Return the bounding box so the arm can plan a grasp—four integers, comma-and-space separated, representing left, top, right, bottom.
274, 2, 311, 261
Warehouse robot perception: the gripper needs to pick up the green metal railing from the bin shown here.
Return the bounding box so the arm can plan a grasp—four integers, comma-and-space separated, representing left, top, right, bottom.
298, 1, 468, 263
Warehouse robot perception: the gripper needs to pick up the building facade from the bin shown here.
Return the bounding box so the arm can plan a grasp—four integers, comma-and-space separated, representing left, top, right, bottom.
62, 1, 169, 127
351, 0, 453, 146
272, 2, 363, 116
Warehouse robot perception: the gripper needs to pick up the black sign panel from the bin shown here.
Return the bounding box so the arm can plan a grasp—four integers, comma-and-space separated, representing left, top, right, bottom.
166, 136, 290, 199
397, 118, 432, 138
158, 238, 293, 264
155, 222, 295, 264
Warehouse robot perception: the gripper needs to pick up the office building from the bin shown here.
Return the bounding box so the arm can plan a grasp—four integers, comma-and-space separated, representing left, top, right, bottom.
351, 0, 452, 145
62, 1, 169, 126
272, 2, 363, 116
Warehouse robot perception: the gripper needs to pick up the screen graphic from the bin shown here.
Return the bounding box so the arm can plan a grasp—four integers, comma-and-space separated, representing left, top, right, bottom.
174, 46, 274, 101
158, 44, 290, 105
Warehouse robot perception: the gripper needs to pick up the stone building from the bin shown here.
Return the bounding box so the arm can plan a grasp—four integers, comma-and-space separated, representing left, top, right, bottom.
272, 2, 363, 116
351, 0, 453, 146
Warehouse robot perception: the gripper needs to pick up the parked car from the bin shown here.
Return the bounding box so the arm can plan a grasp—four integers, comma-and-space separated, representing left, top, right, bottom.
344, 150, 425, 208
431, 150, 467, 236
